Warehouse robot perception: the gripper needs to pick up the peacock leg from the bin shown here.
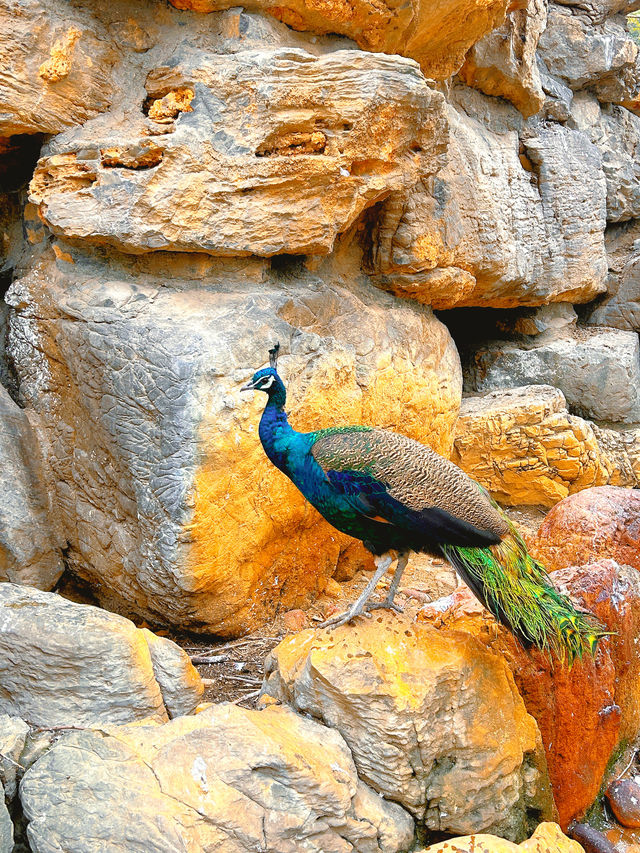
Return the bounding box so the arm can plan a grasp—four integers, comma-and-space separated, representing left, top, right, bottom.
366, 551, 409, 614
320, 553, 394, 629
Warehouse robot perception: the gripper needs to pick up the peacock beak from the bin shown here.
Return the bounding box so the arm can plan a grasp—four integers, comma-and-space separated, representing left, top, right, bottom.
240, 379, 257, 391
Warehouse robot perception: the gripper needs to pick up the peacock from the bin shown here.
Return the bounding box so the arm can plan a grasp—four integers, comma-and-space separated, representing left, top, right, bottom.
242, 344, 606, 662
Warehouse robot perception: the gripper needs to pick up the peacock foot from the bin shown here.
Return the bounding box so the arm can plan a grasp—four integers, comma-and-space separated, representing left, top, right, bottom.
366, 598, 404, 614
319, 600, 373, 630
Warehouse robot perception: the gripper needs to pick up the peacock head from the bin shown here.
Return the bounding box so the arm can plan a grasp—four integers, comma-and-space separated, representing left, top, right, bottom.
241, 343, 286, 405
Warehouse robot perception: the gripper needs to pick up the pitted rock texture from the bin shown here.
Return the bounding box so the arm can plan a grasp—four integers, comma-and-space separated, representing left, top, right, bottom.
0, 385, 64, 589
531, 486, 640, 573
19, 703, 414, 853
420, 560, 640, 827
0, 584, 203, 726
30, 46, 443, 258
451, 386, 640, 507
368, 88, 608, 308
261, 612, 554, 840
555, 0, 640, 23
166, 0, 511, 81
6, 245, 461, 636
0, 0, 119, 135
588, 219, 640, 331
538, 6, 640, 104
459, 0, 547, 118
466, 325, 640, 423
420, 822, 584, 852
569, 92, 640, 222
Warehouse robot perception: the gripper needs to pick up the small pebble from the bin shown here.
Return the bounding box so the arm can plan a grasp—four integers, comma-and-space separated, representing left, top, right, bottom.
323, 578, 342, 599
607, 779, 640, 828
282, 609, 310, 633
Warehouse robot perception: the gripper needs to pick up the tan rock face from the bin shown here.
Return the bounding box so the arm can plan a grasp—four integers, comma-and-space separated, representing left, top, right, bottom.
166, 0, 510, 80
0, 0, 119, 135
368, 89, 608, 308
30, 47, 442, 258
20, 703, 415, 853
451, 386, 640, 508
531, 486, 640, 573
419, 560, 640, 828
262, 612, 554, 840
420, 822, 584, 853
0, 584, 204, 727
460, 0, 547, 118
7, 245, 461, 636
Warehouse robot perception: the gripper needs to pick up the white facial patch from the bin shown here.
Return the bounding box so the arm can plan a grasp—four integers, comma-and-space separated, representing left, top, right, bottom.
260, 375, 275, 388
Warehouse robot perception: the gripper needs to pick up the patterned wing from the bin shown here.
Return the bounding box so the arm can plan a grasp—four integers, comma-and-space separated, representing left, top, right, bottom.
311, 427, 508, 542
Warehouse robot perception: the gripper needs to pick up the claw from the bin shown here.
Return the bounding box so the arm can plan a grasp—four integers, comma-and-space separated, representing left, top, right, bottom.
367, 599, 404, 614
320, 603, 372, 630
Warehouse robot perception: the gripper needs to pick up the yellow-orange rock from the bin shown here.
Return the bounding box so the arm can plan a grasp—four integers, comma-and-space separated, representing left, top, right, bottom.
262, 611, 554, 840
420, 822, 583, 852
460, 0, 547, 118
451, 386, 640, 507
7, 245, 461, 637
167, 0, 510, 80
419, 559, 640, 828
531, 486, 640, 573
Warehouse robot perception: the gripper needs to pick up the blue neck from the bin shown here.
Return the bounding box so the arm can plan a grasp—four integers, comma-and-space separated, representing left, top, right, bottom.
258, 392, 294, 473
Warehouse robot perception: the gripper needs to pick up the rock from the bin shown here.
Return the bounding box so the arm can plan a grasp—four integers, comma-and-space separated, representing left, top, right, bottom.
451, 386, 640, 507
539, 65, 574, 122
555, 0, 640, 24
419, 559, 640, 827
607, 779, 640, 827
466, 325, 640, 423
282, 609, 311, 632
0, 583, 205, 726
30, 46, 442, 258
261, 612, 554, 840
0, 0, 119, 135
19, 703, 415, 852
0, 385, 64, 589
459, 0, 547, 118
0, 714, 28, 801
538, 8, 640, 104
140, 629, 203, 718
369, 92, 607, 308
588, 220, 640, 331
531, 486, 640, 573
570, 94, 640, 222
420, 822, 583, 852
6, 245, 461, 636
167, 0, 511, 81
0, 788, 10, 853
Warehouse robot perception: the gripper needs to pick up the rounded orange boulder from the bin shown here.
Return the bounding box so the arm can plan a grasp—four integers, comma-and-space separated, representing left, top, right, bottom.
531, 486, 640, 573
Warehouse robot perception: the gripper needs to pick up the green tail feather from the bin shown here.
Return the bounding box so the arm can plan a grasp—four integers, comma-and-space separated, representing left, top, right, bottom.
441, 526, 609, 664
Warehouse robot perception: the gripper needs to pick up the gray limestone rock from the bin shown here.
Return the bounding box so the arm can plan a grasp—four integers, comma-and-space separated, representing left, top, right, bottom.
466, 326, 640, 423
538, 8, 640, 103
554, 0, 640, 23
0, 714, 28, 801
141, 629, 203, 718
588, 220, 640, 331
0, 785, 11, 853
19, 703, 415, 853
0, 386, 64, 590
0, 584, 203, 727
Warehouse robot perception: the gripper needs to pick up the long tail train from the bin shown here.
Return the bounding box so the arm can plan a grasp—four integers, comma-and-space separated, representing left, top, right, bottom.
441, 527, 609, 664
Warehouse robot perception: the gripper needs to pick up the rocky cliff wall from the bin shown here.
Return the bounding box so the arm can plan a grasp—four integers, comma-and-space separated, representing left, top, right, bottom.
1, 0, 640, 635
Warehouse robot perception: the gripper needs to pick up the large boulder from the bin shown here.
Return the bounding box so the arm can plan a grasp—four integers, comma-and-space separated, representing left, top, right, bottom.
0, 584, 203, 726
7, 245, 461, 636
19, 703, 414, 853
531, 486, 640, 573
0, 0, 119, 136
451, 386, 640, 507
368, 89, 607, 309
29, 45, 443, 258
0, 385, 64, 589
465, 325, 640, 423
261, 612, 554, 841
166, 0, 511, 81
420, 560, 640, 827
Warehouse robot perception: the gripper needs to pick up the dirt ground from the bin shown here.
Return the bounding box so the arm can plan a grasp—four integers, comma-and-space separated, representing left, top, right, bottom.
172, 504, 547, 708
